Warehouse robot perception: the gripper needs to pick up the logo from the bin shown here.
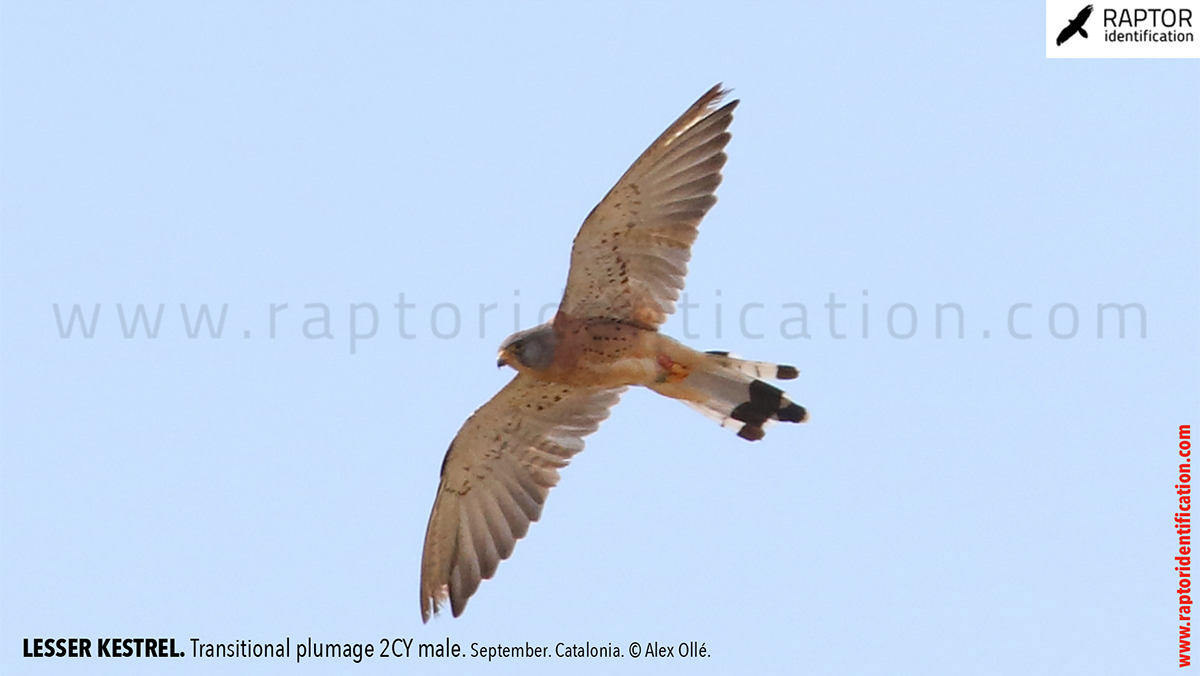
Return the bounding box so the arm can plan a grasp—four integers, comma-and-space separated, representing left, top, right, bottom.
1047, 0, 1199, 58
1057, 4, 1095, 44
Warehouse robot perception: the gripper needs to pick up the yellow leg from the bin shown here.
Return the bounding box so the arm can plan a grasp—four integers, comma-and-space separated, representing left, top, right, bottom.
656, 354, 691, 383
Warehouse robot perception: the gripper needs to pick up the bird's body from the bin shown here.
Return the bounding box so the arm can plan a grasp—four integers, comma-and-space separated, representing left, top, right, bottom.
526, 314, 658, 388
419, 85, 808, 622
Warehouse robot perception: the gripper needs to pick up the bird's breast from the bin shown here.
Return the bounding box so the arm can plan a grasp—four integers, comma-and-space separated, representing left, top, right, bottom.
537, 317, 659, 387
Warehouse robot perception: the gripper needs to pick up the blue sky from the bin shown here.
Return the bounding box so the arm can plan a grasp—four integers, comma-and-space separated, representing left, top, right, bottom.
2, 2, 1197, 674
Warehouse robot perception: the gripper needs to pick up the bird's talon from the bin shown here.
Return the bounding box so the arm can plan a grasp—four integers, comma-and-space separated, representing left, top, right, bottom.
657, 354, 691, 383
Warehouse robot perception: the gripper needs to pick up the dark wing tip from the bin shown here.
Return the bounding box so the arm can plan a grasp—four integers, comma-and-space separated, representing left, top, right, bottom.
776, 365, 799, 380
420, 590, 439, 623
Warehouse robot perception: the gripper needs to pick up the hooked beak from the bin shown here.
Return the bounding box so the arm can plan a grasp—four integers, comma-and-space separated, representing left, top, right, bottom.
497, 352, 508, 369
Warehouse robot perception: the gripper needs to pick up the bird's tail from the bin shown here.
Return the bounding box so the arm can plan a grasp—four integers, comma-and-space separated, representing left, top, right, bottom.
1080, 28, 1088, 38
652, 348, 808, 441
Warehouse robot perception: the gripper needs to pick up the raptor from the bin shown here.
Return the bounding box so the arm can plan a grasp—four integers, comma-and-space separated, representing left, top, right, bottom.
419, 85, 808, 621
1056, 4, 1094, 46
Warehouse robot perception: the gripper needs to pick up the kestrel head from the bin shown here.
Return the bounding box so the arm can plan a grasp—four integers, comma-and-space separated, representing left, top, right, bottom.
497, 323, 557, 372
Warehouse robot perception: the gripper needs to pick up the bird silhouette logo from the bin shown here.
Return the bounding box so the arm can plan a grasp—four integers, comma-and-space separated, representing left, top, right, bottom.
1057, 4, 1094, 46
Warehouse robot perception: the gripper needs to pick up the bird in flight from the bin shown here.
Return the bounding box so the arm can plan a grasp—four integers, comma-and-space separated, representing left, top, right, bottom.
1056, 4, 1093, 46
419, 85, 808, 621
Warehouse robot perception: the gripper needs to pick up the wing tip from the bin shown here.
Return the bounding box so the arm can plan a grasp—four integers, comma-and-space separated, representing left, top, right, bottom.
420, 586, 443, 623
698, 83, 740, 115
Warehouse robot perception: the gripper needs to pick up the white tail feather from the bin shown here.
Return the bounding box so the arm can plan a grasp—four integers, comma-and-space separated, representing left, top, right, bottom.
677, 353, 806, 441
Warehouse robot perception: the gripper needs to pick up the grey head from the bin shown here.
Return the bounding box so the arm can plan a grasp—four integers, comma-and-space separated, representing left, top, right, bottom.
497, 322, 557, 372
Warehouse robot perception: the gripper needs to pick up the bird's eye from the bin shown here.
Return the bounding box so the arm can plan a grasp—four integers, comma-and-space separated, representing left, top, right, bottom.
513, 340, 524, 352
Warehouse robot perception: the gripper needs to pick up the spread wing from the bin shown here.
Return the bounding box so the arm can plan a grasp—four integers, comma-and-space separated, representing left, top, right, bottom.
557, 84, 737, 330
1075, 4, 1093, 24
419, 374, 624, 621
